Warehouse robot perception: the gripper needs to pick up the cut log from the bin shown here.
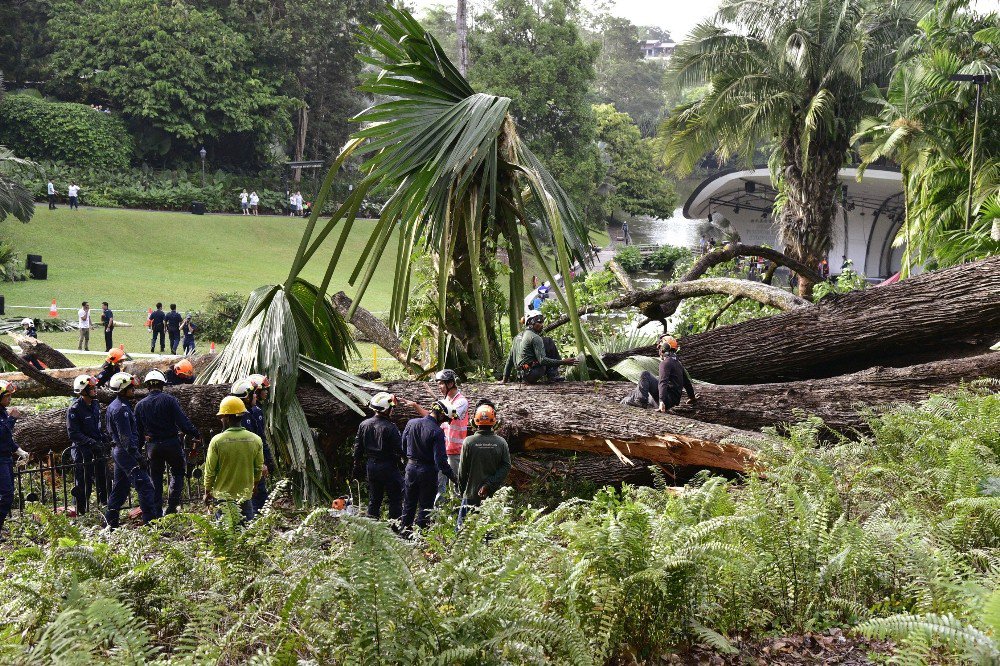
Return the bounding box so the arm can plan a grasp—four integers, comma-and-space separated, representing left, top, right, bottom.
331, 291, 425, 374
604, 256, 1000, 383
7, 333, 75, 369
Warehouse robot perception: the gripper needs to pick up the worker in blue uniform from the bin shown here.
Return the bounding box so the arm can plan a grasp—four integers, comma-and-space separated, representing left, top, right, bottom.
104, 372, 159, 527
66, 374, 110, 515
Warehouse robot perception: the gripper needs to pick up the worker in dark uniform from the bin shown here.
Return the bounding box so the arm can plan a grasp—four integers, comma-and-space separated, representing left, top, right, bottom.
95, 348, 127, 388
164, 359, 196, 385
149, 302, 166, 353
622, 335, 699, 411
135, 370, 201, 515
400, 399, 457, 534
165, 304, 183, 355
66, 374, 110, 515
457, 402, 511, 528
501, 310, 577, 383
352, 392, 405, 522
20, 318, 45, 371
104, 372, 159, 527
0, 381, 29, 539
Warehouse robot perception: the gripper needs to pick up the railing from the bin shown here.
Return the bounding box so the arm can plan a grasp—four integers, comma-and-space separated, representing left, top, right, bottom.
10, 446, 205, 519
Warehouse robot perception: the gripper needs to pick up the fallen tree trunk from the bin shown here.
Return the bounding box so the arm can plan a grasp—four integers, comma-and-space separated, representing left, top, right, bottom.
604, 256, 1000, 383
7, 334, 75, 369
332, 291, 425, 375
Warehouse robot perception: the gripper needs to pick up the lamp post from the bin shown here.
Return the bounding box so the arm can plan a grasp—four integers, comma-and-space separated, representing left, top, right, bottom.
949, 73, 991, 231
199, 146, 207, 189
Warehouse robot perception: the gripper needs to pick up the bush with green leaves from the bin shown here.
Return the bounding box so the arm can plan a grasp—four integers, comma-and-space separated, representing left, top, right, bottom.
611, 245, 643, 273
0, 95, 133, 170
189, 292, 245, 345
812, 266, 869, 300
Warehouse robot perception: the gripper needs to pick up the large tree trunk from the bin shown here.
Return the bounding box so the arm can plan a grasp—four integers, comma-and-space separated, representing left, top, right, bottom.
8, 333, 75, 369
456, 0, 469, 76
331, 291, 425, 374
604, 256, 1000, 383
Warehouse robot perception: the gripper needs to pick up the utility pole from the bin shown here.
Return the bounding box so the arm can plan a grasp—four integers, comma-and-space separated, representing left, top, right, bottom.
949, 73, 991, 231
456, 0, 469, 76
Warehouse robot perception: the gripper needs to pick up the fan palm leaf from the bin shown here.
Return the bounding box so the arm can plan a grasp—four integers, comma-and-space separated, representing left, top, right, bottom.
0, 146, 38, 224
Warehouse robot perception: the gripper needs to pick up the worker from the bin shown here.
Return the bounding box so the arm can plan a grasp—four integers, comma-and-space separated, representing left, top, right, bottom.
621, 335, 699, 412
401, 370, 469, 504
181, 314, 196, 355
0, 381, 29, 539
20, 318, 37, 339
149, 302, 166, 353
19, 318, 46, 371
135, 370, 201, 515
247, 374, 278, 514
66, 374, 110, 515
400, 399, 457, 534
164, 359, 196, 385
457, 402, 511, 528
104, 372, 159, 527
165, 304, 183, 355
203, 396, 264, 522
351, 392, 405, 522
100, 302, 114, 351
501, 310, 577, 383
95, 348, 127, 388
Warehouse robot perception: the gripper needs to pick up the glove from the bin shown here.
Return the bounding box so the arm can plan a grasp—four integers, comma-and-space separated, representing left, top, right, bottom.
15, 448, 30, 465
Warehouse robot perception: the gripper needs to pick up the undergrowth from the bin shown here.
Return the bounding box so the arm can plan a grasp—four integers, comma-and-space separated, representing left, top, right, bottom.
1, 387, 999, 664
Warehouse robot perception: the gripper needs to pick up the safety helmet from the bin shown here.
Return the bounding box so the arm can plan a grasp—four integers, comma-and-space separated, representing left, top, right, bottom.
473, 404, 497, 427
144, 370, 167, 385
524, 309, 544, 325
657, 335, 679, 354
430, 398, 457, 422
248, 373, 270, 390
108, 372, 139, 393
217, 395, 248, 416
369, 392, 397, 413
0, 380, 17, 397
106, 348, 126, 364
433, 369, 457, 384
230, 378, 255, 399
331, 497, 347, 510
20, 318, 32, 327
73, 375, 98, 394
173, 359, 194, 378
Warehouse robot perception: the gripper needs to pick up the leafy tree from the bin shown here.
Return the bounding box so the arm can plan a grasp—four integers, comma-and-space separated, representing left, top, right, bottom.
0, 0, 53, 86
659, 0, 918, 296
0, 146, 36, 223
45, 0, 295, 163
594, 103, 676, 219
418, 3, 459, 64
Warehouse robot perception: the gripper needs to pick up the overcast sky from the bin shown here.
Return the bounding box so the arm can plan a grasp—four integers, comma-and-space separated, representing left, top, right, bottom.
408, 0, 1000, 41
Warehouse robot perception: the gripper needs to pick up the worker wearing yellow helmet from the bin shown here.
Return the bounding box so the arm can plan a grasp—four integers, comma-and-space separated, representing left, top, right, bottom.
203, 396, 263, 522
621, 334, 699, 412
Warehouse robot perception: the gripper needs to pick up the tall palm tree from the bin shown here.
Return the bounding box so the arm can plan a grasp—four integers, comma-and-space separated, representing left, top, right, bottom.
659, 0, 919, 296
203, 6, 602, 500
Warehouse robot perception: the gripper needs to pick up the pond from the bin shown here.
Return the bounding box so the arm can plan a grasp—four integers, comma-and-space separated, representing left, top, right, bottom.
624, 207, 703, 249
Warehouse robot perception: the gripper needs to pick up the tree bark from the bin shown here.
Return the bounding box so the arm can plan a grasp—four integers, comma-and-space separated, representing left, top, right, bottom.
8, 333, 75, 369
456, 0, 469, 76
603, 256, 1000, 383
331, 291, 425, 375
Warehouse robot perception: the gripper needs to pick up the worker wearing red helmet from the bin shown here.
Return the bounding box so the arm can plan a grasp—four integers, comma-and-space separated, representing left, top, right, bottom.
456, 401, 511, 529
621, 334, 698, 412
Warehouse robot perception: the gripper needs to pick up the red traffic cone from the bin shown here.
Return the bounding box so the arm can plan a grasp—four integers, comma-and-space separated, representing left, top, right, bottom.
210, 341, 216, 354
146, 307, 153, 331
49, 299, 58, 317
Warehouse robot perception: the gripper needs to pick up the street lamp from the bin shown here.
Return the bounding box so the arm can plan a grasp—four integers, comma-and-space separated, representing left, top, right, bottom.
199, 146, 207, 188
949, 73, 992, 231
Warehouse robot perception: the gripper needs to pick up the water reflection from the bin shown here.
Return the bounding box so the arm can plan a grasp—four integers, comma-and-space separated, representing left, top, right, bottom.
625, 208, 702, 249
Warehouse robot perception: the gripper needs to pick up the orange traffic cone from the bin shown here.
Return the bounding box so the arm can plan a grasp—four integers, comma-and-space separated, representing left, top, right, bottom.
49, 299, 58, 317
146, 308, 153, 331
210, 341, 216, 354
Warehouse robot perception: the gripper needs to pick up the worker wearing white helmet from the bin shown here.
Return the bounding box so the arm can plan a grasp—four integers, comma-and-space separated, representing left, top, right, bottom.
352, 392, 405, 522
66, 374, 110, 516
104, 373, 159, 527
20, 318, 37, 339
0, 380, 30, 537
501, 310, 577, 383
134, 368, 201, 515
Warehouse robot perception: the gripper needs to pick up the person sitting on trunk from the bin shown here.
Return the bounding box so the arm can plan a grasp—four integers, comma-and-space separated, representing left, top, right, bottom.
457, 402, 511, 529
95, 348, 127, 388
164, 359, 196, 385
501, 310, 577, 384
622, 335, 698, 412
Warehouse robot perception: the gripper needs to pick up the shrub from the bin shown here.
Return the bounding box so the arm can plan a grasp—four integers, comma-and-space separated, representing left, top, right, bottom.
0, 95, 133, 170
612, 245, 643, 273
189, 292, 245, 345
644, 244, 691, 274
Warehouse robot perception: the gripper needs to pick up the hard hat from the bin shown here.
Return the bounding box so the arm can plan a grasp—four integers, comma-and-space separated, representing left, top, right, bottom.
0, 380, 17, 397
173, 359, 194, 378
331, 497, 347, 510
108, 372, 139, 393
106, 348, 125, 364
248, 373, 270, 390
20, 318, 32, 327
657, 335, 679, 354
524, 309, 544, 325
230, 378, 255, 398
473, 404, 497, 427
430, 398, 457, 422
433, 369, 457, 384
217, 395, 248, 416
369, 392, 397, 412
73, 375, 98, 394
144, 370, 167, 385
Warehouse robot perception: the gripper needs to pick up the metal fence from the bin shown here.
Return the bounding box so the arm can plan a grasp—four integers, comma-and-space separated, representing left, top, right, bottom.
10, 446, 205, 519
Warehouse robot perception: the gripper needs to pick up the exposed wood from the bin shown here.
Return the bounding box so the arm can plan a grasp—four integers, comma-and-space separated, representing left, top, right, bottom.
605, 258, 636, 293
331, 291, 425, 374
8, 333, 75, 369
603, 256, 1000, 383
0, 340, 74, 396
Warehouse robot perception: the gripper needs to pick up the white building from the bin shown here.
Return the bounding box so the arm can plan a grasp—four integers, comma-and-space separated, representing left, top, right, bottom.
639, 39, 676, 61
683, 167, 906, 279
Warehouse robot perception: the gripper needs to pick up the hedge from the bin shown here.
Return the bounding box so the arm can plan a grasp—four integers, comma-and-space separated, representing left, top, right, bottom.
0, 95, 133, 170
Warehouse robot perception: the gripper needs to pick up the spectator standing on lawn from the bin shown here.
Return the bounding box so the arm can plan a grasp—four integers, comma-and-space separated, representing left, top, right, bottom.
165, 304, 183, 354
67, 182, 80, 210
149, 302, 166, 353
181, 314, 196, 354
288, 191, 297, 217
240, 189, 249, 215
100, 301, 114, 351
47, 180, 56, 209
249, 191, 259, 216
77, 301, 91, 351
295, 191, 304, 216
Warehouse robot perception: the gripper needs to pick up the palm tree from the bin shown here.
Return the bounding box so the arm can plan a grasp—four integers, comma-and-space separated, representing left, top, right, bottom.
659, 0, 918, 297
203, 6, 602, 500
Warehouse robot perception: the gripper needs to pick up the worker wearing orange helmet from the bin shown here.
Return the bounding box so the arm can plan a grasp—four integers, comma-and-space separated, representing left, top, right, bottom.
621, 334, 698, 412
165, 359, 196, 385
95, 347, 127, 388
456, 400, 511, 528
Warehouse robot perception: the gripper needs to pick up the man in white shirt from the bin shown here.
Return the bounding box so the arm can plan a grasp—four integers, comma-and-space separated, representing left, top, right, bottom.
288, 192, 296, 217
47, 181, 57, 210
239, 189, 249, 216
67, 183, 80, 210
77, 301, 91, 351
295, 191, 304, 216
249, 191, 259, 216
